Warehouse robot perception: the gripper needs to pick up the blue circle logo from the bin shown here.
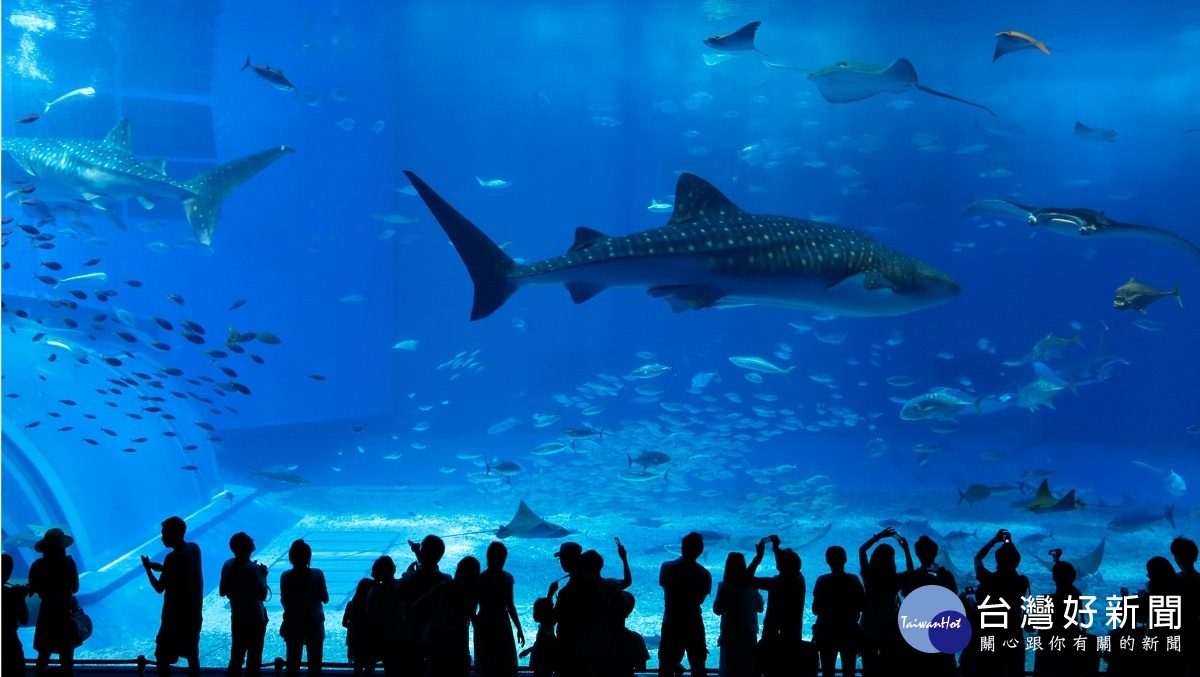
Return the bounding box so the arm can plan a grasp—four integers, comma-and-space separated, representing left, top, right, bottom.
898, 585, 972, 654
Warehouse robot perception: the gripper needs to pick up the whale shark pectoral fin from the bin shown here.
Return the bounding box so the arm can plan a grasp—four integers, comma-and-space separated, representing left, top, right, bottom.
136, 195, 159, 210
566, 282, 606, 304
648, 285, 724, 312
569, 226, 609, 253
860, 271, 896, 292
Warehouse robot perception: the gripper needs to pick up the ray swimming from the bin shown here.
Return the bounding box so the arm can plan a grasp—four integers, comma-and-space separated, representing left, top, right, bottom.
1, 119, 294, 245
798, 58, 995, 115
404, 171, 961, 320
993, 31, 1051, 61
961, 199, 1200, 260
703, 21, 768, 56
445, 501, 577, 539
1073, 121, 1134, 143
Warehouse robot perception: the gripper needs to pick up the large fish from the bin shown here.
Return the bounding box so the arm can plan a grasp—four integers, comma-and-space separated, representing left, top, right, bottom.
962, 199, 1200, 260
1113, 277, 1182, 313
2, 119, 294, 245
703, 21, 769, 55
800, 58, 995, 116
404, 171, 960, 320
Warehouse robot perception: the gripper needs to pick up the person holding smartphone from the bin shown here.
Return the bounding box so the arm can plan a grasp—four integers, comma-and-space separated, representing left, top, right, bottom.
973, 529, 1029, 677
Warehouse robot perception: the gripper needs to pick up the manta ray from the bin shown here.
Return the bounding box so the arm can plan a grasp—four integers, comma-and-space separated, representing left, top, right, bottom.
703, 21, 768, 56
790, 59, 994, 116
404, 171, 961, 320
2, 119, 294, 245
496, 501, 576, 538
1072, 121, 1137, 143
961, 199, 1200, 260
1025, 479, 1084, 513
993, 31, 1052, 61
1034, 537, 1106, 578
446, 501, 577, 539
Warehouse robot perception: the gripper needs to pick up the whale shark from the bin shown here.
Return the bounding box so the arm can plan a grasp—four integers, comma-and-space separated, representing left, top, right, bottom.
404, 170, 961, 320
961, 199, 1200, 260
2, 119, 294, 245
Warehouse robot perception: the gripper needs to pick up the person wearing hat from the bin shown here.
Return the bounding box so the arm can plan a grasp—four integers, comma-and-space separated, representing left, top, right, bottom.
548, 541, 598, 677
220, 532, 269, 677
28, 527, 81, 676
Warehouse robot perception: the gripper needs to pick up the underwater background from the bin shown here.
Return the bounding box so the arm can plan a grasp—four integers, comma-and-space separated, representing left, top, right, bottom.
2, 0, 1199, 668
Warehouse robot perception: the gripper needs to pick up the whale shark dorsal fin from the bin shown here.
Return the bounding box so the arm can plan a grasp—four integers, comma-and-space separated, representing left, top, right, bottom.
669, 173, 743, 226
569, 226, 608, 253
145, 158, 167, 175
103, 119, 133, 153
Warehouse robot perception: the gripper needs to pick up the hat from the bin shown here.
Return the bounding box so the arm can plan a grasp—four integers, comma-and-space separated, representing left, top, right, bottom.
34, 528, 74, 553
553, 542, 582, 558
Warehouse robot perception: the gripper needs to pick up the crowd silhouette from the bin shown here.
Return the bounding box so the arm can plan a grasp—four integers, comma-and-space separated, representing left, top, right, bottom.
4, 516, 1200, 676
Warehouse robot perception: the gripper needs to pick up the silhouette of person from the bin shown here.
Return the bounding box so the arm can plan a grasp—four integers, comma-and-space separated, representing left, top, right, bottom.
4, 552, 31, 676
344, 578, 378, 676
658, 531, 712, 677
1135, 556, 1184, 676
142, 516, 203, 677
29, 528, 81, 676
418, 556, 480, 677
520, 595, 556, 677
1170, 537, 1200, 677
1032, 555, 1084, 677
957, 583, 982, 677
220, 532, 268, 677
280, 539, 328, 677
549, 541, 590, 677
859, 527, 912, 676
812, 545, 864, 677
902, 536, 956, 594
585, 591, 649, 677
712, 552, 763, 677
899, 536, 956, 677
598, 539, 633, 599
973, 529, 1029, 677
396, 535, 453, 676
474, 542, 524, 677
365, 556, 401, 675
749, 535, 810, 677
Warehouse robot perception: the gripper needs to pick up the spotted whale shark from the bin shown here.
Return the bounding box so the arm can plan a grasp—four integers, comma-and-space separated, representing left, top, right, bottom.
2, 119, 294, 245
404, 171, 961, 320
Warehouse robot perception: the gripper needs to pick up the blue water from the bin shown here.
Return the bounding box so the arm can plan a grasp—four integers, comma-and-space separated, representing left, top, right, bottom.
3, 0, 1199, 667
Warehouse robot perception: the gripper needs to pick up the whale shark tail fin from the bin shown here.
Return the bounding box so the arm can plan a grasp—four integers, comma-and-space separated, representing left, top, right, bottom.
403, 170, 518, 321
182, 146, 295, 245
